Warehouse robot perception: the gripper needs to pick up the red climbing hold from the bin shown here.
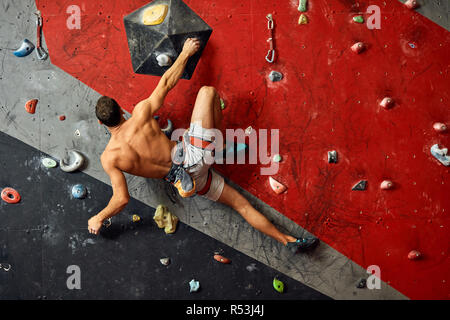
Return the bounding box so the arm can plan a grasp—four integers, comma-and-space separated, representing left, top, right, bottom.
59, 115, 66, 121
351, 42, 365, 54
1, 187, 21, 204
25, 99, 38, 114
269, 177, 287, 194
408, 250, 421, 260
405, 0, 419, 10
380, 180, 394, 190
433, 122, 447, 133
214, 255, 231, 264
380, 97, 394, 109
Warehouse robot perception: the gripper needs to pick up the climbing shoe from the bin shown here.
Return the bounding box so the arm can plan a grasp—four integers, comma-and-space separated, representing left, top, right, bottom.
164, 163, 196, 198
286, 237, 319, 253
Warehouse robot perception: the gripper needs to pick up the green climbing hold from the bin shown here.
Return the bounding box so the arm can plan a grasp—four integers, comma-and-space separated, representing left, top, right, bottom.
353, 16, 364, 24
273, 154, 282, 162
298, 0, 308, 12
273, 277, 284, 293
42, 158, 57, 168
220, 98, 226, 110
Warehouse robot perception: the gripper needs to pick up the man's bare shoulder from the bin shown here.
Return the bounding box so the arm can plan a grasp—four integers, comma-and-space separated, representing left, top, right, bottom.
100, 149, 118, 171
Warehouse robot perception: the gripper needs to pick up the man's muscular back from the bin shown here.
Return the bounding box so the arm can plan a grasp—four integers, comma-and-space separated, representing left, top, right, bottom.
101, 100, 177, 179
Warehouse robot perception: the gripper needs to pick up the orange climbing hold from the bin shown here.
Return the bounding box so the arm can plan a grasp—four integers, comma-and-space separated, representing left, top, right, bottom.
25, 99, 38, 114
380, 97, 394, 109
408, 250, 421, 260
1, 187, 21, 204
433, 122, 447, 133
269, 177, 287, 194
405, 0, 419, 10
380, 180, 394, 190
351, 42, 365, 54
214, 255, 231, 264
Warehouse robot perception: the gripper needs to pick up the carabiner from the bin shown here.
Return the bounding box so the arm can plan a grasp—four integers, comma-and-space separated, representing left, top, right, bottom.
265, 49, 275, 63
266, 14, 273, 29
0, 263, 12, 272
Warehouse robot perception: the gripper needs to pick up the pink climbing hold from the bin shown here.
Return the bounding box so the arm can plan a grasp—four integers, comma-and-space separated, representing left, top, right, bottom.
25, 99, 38, 114
433, 122, 447, 133
351, 42, 365, 54
408, 250, 421, 260
269, 177, 287, 194
380, 180, 394, 190
405, 0, 420, 10
380, 97, 394, 109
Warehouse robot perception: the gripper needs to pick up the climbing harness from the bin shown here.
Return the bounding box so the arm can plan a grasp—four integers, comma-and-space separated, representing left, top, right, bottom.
34, 10, 48, 60
0, 263, 12, 272
265, 14, 275, 63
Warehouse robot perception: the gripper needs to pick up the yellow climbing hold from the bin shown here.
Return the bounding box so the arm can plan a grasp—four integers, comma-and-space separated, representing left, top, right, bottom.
132, 214, 141, 222
153, 205, 179, 234
142, 4, 168, 26
298, 14, 308, 25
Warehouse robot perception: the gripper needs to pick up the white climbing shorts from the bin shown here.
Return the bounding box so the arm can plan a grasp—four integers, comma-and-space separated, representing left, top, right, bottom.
181, 122, 225, 202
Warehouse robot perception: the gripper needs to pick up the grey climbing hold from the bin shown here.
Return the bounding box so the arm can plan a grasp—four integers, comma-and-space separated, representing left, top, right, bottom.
189, 279, 200, 292
430, 144, 450, 166
72, 184, 87, 199
161, 119, 173, 138
156, 53, 173, 67
328, 151, 338, 163
269, 71, 283, 82
160, 258, 170, 266
352, 180, 367, 191
13, 39, 35, 57
246, 263, 258, 272
60, 150, 84, 172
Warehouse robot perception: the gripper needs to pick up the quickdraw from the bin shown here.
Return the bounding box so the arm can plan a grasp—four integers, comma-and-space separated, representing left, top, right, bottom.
34, 10, 48, 60
265, 14, 275, 63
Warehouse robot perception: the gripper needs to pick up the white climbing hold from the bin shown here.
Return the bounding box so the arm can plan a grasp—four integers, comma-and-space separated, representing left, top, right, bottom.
156, 54, 173, 67
60, 150, 84, 172
430, 144, 450, 166
189, 279, 200, 292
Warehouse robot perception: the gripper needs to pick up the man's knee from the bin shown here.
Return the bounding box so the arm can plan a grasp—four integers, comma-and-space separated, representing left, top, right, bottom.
198, 86, 217, 99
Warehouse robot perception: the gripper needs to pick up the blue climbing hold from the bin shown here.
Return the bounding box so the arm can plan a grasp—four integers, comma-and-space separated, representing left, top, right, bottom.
72, 184, 87, 199
13, 39, 35, 57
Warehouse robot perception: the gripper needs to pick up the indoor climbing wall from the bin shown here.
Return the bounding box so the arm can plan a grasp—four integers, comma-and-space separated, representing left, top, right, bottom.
4, 0, 448, 299
34, 0, 449, 299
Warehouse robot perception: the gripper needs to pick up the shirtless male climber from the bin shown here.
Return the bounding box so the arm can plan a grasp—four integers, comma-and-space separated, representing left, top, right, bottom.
88, 38, 319, 254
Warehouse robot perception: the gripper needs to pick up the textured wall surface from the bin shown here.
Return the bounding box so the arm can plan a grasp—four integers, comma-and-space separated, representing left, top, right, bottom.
2, 0, 448, 300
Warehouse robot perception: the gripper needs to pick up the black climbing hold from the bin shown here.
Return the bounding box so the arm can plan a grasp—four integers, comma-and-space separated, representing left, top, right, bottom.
124, 0, 212, 80
352, 180, 367, 191
356, 278, 367, 289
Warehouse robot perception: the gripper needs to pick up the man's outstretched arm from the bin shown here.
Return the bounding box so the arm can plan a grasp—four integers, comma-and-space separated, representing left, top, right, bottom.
132, 38, 201, 121
88, 162, 130, 235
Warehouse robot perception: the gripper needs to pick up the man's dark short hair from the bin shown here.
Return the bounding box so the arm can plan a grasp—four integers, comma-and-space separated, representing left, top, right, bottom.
95, 96, 122, 127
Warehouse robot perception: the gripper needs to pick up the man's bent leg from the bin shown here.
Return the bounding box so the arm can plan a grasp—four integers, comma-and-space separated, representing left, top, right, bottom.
217, 183, 297, 246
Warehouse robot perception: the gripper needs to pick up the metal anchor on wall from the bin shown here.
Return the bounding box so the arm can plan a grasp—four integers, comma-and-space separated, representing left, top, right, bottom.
34, 10, 48, 60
